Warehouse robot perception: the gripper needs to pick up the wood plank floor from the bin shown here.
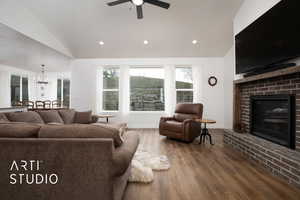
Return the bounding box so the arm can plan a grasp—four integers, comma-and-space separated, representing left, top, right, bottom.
123, 129, 300, 200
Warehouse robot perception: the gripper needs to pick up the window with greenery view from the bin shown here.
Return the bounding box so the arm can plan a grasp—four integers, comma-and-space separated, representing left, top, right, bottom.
102, 68, 120, 111
10, 75, 29, 105
130, 68, 165, 111
176, 67, 193, 103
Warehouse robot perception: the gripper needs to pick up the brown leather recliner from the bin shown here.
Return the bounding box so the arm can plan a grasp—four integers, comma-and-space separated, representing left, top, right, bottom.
159, 103, 203, 142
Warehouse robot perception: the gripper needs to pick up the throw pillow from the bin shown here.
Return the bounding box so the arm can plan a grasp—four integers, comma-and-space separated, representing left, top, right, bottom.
74, 111, 92, 124
58, 109, 76, 124
0, 113, 9, 122
6, 111, 44, 124
37, 110, 64, 124
91, 123, 128, 136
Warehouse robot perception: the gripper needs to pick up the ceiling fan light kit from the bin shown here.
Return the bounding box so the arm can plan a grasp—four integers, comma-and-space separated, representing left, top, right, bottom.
107, 0, 170, 19
132, 0, 143, 6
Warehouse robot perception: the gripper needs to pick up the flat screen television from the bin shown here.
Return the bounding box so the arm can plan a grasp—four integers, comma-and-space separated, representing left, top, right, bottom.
235, 0, 300, 75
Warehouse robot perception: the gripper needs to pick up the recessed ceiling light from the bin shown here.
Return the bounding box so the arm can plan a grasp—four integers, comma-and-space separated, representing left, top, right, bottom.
144, 40, 149, 45
99, 41, 104, 45
192, 40, 198, 44
132, 0, 144, 6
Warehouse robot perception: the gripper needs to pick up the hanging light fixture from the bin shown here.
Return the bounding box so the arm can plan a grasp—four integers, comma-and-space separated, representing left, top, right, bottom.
37, 64, 49, 84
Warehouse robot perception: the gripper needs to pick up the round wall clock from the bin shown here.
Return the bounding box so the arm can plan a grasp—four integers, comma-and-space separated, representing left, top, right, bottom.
208, 76, 218, 87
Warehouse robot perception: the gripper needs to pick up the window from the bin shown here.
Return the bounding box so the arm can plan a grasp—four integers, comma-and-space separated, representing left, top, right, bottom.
22, 77, 29, 101
102, 67, 120, 111
10, 75, 29, 105
57, 79, 62, 103
176, 67, 193, 103
130, 68, 165, 111
57, 78, 70, 108
63, 79, 70, 107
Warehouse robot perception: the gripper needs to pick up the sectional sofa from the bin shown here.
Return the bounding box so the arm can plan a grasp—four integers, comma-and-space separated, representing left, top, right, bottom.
0, 110, 139, 200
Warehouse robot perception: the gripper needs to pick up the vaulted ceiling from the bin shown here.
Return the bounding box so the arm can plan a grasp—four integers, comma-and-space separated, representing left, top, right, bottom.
22, 0, 243, 58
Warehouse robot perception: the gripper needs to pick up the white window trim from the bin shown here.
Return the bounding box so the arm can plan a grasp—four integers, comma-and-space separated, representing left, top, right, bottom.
175, 67, 194, 103
102, 67, 120, 112
129, 67, 166, 112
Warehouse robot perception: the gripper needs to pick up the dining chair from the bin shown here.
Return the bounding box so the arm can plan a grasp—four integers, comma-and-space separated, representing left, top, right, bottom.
52, 100, 61, 108
23, 101, 34, 109
35, 101, 45, 109
44, 100, 52, 109
12, 101, 23, 107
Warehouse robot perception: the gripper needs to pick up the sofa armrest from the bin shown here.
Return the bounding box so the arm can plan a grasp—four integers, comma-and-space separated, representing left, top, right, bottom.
0, 138, 115, 200
90, 115, 99, 123
112, 132, 139, 177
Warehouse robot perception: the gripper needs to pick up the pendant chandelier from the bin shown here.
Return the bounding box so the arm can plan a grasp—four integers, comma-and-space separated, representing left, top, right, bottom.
37, 64, 49, 85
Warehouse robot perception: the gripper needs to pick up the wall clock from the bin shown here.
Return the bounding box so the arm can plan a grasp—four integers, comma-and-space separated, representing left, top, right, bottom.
208, 76, 218, 87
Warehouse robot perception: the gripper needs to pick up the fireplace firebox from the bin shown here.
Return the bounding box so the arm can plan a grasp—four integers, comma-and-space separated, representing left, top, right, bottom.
250, 95, 296, 149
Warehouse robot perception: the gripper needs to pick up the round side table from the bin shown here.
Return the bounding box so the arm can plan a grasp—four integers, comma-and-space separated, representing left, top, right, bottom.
194, 119, 216, 145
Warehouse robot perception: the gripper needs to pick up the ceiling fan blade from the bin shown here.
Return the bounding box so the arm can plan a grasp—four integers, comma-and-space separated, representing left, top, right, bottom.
144, 0, 170, 9
137, 6, 143, 19
107, 0, 130, 6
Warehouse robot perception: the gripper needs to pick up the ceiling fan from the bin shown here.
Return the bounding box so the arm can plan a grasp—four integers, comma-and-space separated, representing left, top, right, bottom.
107, 0, 170, 19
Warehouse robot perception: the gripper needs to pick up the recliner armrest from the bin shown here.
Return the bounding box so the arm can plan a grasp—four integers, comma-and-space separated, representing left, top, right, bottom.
183, 119, 194, 124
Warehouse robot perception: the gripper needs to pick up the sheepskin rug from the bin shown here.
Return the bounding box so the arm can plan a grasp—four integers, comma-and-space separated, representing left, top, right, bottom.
129, 149, 170, 183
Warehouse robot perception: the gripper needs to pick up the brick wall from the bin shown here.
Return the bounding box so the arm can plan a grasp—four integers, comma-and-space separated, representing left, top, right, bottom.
239, 72, 300, 151
224, 130, 300, 188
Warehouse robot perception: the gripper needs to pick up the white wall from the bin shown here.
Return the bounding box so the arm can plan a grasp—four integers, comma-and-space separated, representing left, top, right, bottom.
71, 58, 225, 128
35, 72, 71, 101
223, 47, 235, 129
0, 0, 72, 57
234, 0, 281, 35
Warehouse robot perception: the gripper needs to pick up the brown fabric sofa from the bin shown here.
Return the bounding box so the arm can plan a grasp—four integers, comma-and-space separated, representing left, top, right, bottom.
159, 103, 203, 142
0, 110, 139, 200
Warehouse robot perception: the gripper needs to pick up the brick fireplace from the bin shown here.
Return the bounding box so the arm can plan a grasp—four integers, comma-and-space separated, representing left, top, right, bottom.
235, 69, 300, 151
225, 66, 300, 188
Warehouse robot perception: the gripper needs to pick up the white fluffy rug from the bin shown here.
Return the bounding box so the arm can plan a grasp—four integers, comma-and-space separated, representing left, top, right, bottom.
129, 149, 170, 183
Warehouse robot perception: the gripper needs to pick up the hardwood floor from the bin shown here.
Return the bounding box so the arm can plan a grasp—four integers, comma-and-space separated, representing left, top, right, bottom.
123, 129, 300, 200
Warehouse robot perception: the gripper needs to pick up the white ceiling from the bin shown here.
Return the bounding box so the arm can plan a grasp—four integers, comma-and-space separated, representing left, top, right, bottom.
0, 23, 71, 72
22, 0, 243, 58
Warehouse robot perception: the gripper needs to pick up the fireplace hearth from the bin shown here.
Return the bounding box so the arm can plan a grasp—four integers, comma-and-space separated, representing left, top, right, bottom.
251, 95, 295, 149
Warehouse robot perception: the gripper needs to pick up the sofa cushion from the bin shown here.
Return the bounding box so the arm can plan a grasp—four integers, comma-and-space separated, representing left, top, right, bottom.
38, 124, 123, 147
74, 111, 92, 124
160, 120, 182, 132
58, 109, 76, 124
0, 123, 41, 138
6, 111, 44, 124
37, 110, 64, 124
0, 113, 9, 122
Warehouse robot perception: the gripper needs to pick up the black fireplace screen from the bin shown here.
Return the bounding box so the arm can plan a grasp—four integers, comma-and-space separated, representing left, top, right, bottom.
250, 95, 295, 149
